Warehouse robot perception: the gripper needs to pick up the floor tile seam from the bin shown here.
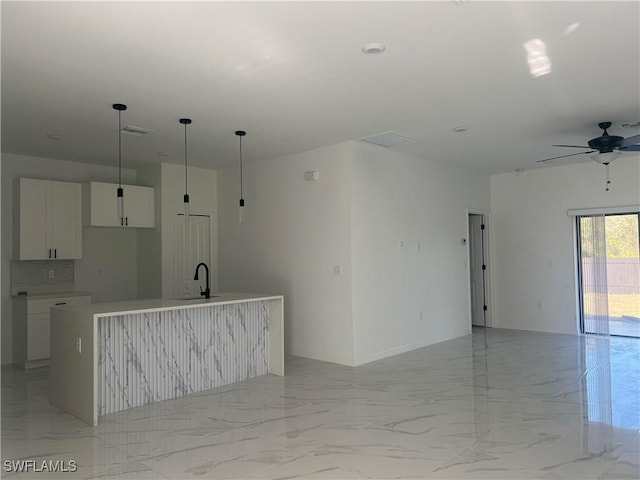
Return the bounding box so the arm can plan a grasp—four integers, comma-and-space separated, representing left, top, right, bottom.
296, 426, 472, 465
80, 452, 172, 480
286, 449, 366, 478
232, 449, 332, 480
263, 417, 381, 452
619, 431, 640, 453
129, 456, 177, 479
300, 440, 465, 478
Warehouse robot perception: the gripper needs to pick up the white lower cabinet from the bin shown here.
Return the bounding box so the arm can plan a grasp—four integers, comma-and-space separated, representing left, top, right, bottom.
12, 294, 91, 369
27, 313, 50, 361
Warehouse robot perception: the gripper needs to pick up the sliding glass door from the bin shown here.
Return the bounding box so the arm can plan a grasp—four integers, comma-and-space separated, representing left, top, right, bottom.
577, 213, 640, 337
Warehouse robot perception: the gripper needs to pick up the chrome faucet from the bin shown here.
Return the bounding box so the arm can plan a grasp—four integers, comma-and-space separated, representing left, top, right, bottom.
193, 262, 210, 299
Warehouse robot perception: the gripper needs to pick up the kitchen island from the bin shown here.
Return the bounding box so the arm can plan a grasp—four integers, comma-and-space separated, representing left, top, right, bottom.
49, 293, 284, 426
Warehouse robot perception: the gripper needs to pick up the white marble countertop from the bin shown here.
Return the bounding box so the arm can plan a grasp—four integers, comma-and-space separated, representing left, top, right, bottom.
51, 292, 283, 318
12, 291, 92, 299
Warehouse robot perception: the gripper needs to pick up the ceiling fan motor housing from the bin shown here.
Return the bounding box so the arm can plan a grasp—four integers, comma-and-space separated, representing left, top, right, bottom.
588, 122, 624, 152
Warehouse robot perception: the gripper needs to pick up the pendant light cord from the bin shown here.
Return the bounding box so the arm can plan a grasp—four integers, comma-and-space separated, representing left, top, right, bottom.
235, 130, 246, 207
184, 122, 188, 196
113, 104, 127, 199
179, 118, 192, 204
118, 110, 122, 188
239, 135, 244, 201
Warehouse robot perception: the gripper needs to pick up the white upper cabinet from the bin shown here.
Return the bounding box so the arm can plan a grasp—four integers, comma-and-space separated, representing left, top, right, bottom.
123, 185, 155, 228
83, 182, 155, 228
15, 178, 83, 260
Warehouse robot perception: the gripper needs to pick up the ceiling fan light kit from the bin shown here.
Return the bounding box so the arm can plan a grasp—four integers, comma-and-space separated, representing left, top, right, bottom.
592, 150, 621, 165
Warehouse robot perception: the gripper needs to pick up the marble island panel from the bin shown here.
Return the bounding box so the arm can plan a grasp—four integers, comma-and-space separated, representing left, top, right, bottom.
49, 293, 284, 426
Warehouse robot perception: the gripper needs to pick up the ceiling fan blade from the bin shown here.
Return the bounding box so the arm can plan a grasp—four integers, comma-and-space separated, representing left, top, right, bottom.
551, 144, 591, 149
620, 144, 640, 152
620, 134, 640, 148
536, 150, 595, 163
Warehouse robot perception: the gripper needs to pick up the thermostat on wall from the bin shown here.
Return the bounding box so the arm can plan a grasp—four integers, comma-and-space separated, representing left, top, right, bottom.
304, 171, 319, 181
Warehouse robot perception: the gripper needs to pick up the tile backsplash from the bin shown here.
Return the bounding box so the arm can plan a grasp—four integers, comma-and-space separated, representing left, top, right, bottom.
11, 260, 74, 295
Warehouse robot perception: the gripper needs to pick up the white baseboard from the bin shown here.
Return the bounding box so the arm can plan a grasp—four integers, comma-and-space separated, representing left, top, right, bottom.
354, 343, 420, 366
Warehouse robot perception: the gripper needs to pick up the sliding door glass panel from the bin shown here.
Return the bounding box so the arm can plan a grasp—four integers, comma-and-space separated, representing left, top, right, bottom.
579, 213, 640, 337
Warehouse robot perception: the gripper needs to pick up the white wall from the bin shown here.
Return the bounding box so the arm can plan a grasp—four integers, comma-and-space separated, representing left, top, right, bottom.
491, 157, 640, 335
350, 143, 491, 365
217, 141, 491, 366
136, 164, 163, 299
1, 153, 138, 364
218, 143, 354, 365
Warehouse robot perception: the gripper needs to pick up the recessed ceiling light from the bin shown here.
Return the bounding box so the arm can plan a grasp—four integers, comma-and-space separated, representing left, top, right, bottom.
46, 133, 63, 140
362, 43, 386, 55
453, 125, 468, 132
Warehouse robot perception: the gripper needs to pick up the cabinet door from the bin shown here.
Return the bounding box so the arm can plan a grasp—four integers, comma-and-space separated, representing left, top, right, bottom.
87, 182, 120, 227
51, 182, 82, 259
27, 313, 50, 360
18, 178, 52, 260
124, 185, 155, 228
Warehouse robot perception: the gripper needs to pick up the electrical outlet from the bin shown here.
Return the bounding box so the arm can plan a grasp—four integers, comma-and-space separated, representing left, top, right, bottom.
48, 269, 55, 279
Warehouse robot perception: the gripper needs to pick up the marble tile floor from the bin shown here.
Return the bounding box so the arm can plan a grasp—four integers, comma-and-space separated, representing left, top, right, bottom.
2, 327, 639, 480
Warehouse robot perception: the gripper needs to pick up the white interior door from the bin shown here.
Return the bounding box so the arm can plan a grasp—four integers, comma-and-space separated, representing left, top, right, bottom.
469, 214, 486, 326
175, 214, 210, 298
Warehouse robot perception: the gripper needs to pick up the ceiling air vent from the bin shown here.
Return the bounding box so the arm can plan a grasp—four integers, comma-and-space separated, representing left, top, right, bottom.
360, 131, 417, 148
121, 125, 153, 136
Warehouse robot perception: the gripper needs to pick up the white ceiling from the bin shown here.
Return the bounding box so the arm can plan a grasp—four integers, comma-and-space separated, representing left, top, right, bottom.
2, 1, 639, 174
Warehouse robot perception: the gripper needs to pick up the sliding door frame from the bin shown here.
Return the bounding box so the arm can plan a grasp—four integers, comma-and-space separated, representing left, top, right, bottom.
573, 209, 640, 337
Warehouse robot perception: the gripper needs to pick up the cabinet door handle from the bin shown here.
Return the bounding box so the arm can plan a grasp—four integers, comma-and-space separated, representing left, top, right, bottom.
49, 249, 52, 259
54, 249, 57, 258
54, 302, 67, 306
120, 217, 124, 226
125, 217, 128, 226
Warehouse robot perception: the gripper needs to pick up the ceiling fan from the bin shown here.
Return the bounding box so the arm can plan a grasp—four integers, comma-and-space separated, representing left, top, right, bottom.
537, 121, 640, 164
536, 121, 640, 191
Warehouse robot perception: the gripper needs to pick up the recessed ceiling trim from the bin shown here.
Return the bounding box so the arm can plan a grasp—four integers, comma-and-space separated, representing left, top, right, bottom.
362, 43, 386, 55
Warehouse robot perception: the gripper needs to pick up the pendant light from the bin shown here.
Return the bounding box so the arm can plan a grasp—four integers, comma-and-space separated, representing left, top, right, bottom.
113, 103, 127, 225
180, 118, 192, 220
235, 130, 246, 224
